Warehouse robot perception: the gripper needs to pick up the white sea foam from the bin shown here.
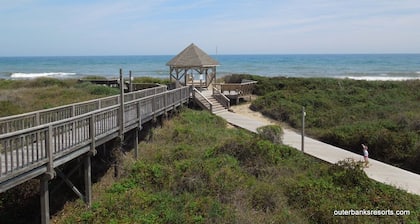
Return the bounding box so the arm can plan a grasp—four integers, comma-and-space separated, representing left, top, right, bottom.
11, 72, 76, 79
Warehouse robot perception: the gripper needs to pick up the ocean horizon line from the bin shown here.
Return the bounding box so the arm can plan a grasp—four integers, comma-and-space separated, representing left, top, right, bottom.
1, 54, 419, 81
2, 53, 420, 58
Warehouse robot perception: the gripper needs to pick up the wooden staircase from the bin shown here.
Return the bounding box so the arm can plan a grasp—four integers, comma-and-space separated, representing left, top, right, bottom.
206, 95, 228, 114
193, 89, 228, 114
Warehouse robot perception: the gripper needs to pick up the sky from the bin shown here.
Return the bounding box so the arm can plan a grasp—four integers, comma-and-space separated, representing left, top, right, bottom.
1, 0, 420, 56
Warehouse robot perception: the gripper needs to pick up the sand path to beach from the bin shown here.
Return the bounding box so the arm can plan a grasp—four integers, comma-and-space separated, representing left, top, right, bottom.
221, 102, 420, 195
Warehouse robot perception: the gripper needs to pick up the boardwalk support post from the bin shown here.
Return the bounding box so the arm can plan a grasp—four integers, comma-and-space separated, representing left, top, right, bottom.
84, 154, 92, 207
40, 174, 51, 224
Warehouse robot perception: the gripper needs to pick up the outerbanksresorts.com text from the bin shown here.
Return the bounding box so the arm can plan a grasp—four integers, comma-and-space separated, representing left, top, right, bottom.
334, 209, 410, 216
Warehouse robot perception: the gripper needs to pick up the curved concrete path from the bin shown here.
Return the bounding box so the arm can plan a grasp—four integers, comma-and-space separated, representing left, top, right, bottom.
216, 110, 420, 196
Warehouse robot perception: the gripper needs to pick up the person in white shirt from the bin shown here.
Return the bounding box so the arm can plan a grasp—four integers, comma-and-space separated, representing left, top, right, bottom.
362, 144, 369, 167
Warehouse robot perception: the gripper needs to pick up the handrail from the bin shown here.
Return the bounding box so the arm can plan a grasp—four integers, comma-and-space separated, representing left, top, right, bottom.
0, 105, 120, 140
212, 87, 230, 109
193, 88, 213, 112
219, 81, 257, 96
0, 85, 167, 134
0, 85, 189, 137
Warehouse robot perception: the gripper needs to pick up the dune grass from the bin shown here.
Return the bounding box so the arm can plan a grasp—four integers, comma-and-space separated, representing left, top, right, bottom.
0, 78, 120, 116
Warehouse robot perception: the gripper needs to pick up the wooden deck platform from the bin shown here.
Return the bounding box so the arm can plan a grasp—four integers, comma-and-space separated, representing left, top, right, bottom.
214, 79, 257, 104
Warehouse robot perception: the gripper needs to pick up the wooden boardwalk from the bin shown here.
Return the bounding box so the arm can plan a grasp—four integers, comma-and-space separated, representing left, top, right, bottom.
0, 85, 191, 192
216, 110, 420, 196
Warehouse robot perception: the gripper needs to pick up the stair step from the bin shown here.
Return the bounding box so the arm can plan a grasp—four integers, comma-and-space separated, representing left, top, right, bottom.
193, 92, 229, 113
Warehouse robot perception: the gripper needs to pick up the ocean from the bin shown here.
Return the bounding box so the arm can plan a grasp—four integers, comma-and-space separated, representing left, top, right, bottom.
0, 54, 420, 81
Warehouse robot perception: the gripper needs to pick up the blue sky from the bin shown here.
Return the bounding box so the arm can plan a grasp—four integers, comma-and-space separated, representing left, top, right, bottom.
1, 0, 420, 56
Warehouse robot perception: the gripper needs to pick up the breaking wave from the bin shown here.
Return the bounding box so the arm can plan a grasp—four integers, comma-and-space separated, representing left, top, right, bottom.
10, 72, 76, 79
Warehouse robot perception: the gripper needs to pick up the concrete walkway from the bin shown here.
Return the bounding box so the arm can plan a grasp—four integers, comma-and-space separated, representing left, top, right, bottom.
217, 111, 420, 196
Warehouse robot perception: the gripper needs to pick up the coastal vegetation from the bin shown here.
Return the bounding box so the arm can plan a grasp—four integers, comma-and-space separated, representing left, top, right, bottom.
53, 109, 419, 223
0, 77, 170, 117
1, 77, 419, 223
225, 74, 420, 174
0, 78, 119, 116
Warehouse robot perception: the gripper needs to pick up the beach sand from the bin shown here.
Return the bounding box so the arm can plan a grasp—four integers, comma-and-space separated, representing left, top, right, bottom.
229, 98, 292, 129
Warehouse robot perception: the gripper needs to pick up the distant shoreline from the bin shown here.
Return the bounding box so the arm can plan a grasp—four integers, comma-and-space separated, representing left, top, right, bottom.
3, 73, 420, 82
1, 54, 420, 80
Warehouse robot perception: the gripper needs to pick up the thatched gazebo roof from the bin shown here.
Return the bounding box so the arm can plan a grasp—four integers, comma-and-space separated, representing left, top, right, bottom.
167, 43, 219, 88
166, 43, 219, 67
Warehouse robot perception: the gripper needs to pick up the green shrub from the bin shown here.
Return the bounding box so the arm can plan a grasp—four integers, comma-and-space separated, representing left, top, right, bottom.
329, 158, 370, 189
257, 125, 283, 144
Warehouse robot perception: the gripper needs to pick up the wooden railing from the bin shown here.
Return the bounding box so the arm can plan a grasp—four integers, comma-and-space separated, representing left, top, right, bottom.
0, 86, 190, 192
192, 88, 213, 112
212, 87, 230, 109
215, 80, 257, 96
0, 86, 167, 135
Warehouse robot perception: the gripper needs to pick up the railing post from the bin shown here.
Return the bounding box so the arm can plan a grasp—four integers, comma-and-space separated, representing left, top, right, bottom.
137, 101, 142, 129
71, 105, 76, 117
129, 70, 133, 92
36, 112, 40, 126
89, 115, 96, 155
46, 126, 55, 178
119, 69, 125, 139
164, 92, 168, 117
152, 95, 156, 121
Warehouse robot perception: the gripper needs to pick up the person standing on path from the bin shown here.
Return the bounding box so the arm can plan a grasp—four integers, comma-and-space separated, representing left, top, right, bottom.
362, 144, 369, 167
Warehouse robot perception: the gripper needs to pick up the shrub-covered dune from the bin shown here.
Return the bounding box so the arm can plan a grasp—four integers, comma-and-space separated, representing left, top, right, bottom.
225, 75, 420, 174
54, 109, 420, 224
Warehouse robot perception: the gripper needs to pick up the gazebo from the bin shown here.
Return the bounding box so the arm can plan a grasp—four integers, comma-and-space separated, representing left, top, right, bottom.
166, 43, 219, 88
